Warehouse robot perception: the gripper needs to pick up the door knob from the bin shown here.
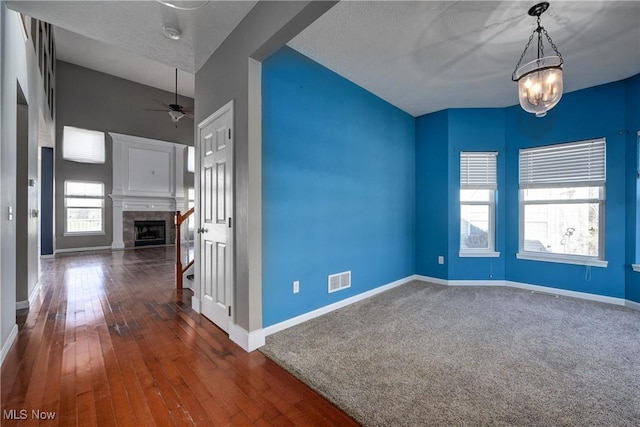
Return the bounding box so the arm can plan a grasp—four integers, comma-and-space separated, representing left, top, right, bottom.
197, 227, 208, 234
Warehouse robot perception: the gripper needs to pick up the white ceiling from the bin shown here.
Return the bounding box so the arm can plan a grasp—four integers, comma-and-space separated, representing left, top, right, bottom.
7, 0, 257, 97
289, 1, 640, 116
7, 1, 640, 116
54, 26, 196, 98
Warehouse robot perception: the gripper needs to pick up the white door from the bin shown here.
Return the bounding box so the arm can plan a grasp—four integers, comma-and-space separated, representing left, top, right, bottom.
198, 101, 233, 332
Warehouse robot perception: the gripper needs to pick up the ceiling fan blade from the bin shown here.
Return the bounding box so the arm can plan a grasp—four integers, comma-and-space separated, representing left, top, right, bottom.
153, 98, 171, 109
184, 113, 194, 119
144, 108, 170, 112
181, 106, 193, 113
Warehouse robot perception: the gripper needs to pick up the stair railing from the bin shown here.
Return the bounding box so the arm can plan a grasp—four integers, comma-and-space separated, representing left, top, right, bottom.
175, 208, 195, 289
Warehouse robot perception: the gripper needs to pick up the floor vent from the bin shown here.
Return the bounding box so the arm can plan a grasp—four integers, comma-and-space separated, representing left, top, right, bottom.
328, 271, 351, 293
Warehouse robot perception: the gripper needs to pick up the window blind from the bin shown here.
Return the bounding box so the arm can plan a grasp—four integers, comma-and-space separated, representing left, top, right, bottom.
519, 138, 606, 188
460, 152, 497, 189
187, 146, 195, 173
63, 126, 105, 164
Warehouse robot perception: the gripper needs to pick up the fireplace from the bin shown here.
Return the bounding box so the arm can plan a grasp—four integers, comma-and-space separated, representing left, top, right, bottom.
134, 220, 166, 247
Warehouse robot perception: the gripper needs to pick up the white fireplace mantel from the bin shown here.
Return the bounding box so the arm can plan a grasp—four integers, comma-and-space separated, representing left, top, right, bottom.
108, 132, 187, 249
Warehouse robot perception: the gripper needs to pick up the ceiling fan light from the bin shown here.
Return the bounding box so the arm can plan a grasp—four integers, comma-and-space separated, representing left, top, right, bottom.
156, 0, 209, 11
169, 110, 184, 122
163, 25, 182, 40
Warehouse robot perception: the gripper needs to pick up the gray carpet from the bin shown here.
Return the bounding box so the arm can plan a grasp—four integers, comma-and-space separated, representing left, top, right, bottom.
260, 281, 640, 426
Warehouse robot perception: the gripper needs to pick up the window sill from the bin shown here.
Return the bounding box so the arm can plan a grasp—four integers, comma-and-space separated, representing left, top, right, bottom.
632, 264, 640, 273
64, 232, 106, 237
516, 252, 608, 268
459, 251, 500, 258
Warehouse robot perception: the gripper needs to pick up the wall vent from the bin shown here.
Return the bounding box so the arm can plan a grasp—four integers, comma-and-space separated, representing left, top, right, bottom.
328, 271, 351, 293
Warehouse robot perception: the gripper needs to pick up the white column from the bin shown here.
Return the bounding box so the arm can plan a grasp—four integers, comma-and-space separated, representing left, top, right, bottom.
110, 197, 125, 250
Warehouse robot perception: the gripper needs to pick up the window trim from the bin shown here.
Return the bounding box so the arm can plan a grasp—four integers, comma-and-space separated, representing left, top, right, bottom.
517, 138, 607, 266
63, 180, 105, 236
459, 151, 498, 257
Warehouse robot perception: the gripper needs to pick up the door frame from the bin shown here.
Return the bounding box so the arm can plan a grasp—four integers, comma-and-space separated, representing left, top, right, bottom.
194, 100, 234, 329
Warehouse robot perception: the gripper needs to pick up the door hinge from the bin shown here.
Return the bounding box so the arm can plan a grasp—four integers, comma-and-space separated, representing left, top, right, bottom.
228, 217, 232, 228
228, 128, 231, 139
228, 306, 231, 317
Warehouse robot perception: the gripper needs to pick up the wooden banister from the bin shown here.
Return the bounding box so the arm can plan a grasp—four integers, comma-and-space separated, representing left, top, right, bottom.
175, 208, 195, 290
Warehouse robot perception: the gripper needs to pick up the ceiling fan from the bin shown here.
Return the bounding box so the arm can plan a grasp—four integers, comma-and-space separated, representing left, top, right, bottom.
145, 68, 193, 125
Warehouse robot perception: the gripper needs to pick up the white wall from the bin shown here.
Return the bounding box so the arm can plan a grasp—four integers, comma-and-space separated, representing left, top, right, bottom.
1, 4, 55, 364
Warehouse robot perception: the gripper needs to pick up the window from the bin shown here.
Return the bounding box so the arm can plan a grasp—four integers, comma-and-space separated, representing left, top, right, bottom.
187, 146, 195, 173
460, 152, 498, 256
518, 138, 606, 266
64, 181, 104, 235
187, 187, 195, 231
62, 126, 105, 164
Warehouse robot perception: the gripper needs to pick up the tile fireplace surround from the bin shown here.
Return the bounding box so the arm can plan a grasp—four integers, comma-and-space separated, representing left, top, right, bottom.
124, 212, 176, 248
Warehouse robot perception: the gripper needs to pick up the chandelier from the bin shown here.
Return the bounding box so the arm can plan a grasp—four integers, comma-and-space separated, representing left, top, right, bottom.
512, 2, 564, 118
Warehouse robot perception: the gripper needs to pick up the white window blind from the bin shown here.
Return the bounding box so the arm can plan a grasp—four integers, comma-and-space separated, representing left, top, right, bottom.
63, 126, 105, 164
187, 146, 195, 173
519, 138, 606, 188
460, 152, 497, 189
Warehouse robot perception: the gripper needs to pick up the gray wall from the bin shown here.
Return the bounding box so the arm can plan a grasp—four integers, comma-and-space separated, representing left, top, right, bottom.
195, 1, 336, 333
16, 98, 29, 302
55, 61, 194, 251
1, 4, 55, 361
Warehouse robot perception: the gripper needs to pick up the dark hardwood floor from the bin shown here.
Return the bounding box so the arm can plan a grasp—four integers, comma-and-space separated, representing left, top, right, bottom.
1, 247, 359, 426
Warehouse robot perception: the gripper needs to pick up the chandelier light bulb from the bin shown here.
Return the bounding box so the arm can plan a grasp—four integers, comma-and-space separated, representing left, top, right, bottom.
511, 2, 564, 118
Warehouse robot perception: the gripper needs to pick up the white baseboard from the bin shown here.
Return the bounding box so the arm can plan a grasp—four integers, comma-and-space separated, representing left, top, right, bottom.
40, 254, 54, 259
16, 281, 42, 310
1, 324, 19, 366
505, 280, 626, 306
416, 274, 629, 307
29, 281, 41, 307
55, 245, 111, 254
229, 323, 265, 352
191, 296, 201, 313
264, 275, 416, 337
412, 274, 448, 286
625, 299, 640, 311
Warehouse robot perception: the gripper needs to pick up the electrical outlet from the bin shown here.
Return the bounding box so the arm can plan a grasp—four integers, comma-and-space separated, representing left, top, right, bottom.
438, 256, 445, 265
293, 280, 299, 294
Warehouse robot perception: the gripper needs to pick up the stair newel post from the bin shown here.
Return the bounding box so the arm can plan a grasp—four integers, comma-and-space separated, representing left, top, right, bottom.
176, 210, 183, 290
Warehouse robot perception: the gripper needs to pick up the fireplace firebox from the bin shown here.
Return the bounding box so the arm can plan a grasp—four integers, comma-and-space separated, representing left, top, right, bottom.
134, 220, 166, 247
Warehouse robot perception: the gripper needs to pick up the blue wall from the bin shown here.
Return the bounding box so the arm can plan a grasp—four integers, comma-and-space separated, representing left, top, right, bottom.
447, 109, 506, 281
262, 47, 416, 327
504, 82, 627, 298
263, 47, 639, 328
415, 111, 449, 278
625, 74, 640, 303
416, 78, 639, 300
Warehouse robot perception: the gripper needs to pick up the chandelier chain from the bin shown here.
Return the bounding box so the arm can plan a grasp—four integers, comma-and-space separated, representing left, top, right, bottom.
542, 27, 563, 63
512, 30, 536, 80
512, 19, 563, 80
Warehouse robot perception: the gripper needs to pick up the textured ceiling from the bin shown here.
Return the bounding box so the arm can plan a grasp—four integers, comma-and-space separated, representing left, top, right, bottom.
289, 1, 640, 116
6, 1, 640, 117
7, 0, 257, 98
54, 27, 195, 98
